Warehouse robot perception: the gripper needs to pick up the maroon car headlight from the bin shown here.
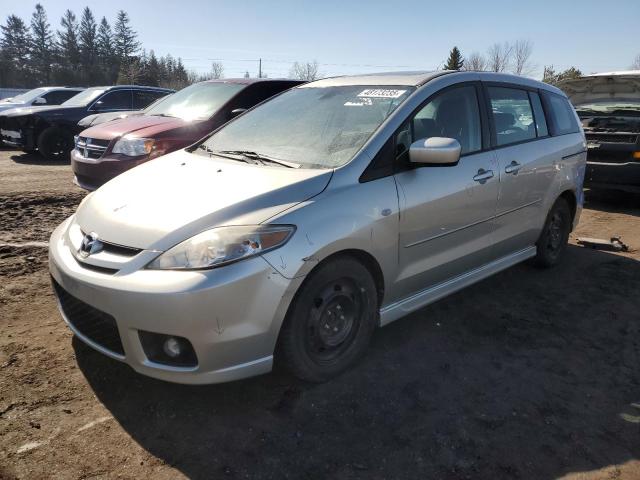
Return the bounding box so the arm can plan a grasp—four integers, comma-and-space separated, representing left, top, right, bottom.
112, 136, 155, 156
146, 225, 295, 270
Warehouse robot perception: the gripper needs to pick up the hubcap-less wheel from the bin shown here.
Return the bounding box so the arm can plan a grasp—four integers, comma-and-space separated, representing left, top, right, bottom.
306, 278, 364, 363
534, 197, 571, 268
278, 257, 378, 382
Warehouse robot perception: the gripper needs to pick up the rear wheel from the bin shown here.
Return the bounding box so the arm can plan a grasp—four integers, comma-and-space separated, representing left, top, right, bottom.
277, 257, 378, 382
37, 127, 73, 161
533, 197, 571, 268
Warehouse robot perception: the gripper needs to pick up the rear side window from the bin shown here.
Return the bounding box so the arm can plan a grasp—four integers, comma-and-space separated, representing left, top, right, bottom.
93, 90, 132, 110
488, 87, 536, 146
42, 90, 80, 105
528, 92, 548, 137
133, 90, 168, 109
544, 92, 580, 136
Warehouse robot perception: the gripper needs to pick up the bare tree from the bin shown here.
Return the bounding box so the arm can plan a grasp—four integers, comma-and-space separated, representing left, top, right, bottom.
463, 51, 486, 71
210, 61, 224, 79
512, 39, 534, 76
487, 42, 512, 73
289, 60, 320, 81
632, 53, 640, 70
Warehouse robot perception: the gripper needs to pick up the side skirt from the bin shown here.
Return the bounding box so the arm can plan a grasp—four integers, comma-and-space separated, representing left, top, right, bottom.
379, 246, 536, 327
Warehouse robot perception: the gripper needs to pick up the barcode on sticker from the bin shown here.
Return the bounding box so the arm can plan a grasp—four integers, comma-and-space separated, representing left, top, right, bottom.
358, 89, 407, 99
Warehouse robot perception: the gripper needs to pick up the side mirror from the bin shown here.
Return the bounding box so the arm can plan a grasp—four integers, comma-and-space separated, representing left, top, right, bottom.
230, 108, 247, 117
409, 137, 461, 165
33, 97, 47, 105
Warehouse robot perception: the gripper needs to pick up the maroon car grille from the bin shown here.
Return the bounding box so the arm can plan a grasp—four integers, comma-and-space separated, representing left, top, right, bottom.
75, 136, 109, 160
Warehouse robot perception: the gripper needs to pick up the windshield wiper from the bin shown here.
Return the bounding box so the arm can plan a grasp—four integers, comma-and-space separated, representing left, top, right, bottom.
215, 150, 300, 168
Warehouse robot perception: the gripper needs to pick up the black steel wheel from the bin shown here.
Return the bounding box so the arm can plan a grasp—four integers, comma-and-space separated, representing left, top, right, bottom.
533, 197, 571, 268
278, 256, 378, 382
37, 127, 73, 161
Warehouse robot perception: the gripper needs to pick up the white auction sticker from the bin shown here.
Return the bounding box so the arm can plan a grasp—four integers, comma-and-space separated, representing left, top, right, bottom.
357, 89, 407, 99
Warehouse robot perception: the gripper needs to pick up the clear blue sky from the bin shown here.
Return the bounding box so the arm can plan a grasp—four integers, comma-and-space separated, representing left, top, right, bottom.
2, 0, 639, 79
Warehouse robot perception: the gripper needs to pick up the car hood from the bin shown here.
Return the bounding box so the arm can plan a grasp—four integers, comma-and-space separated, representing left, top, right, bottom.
79, 110, 143, 128
80, 115, 194, 140
0, 102, 24, 112
561, 73, 640, 106
74, 149, 332, 250
1, 105, 83, 118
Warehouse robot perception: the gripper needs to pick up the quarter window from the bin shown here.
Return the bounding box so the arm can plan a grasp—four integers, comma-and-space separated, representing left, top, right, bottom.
133, 90, 168, 109
488, 87, 536, 146
545, 92, 580, 136
396, 85, 482, 159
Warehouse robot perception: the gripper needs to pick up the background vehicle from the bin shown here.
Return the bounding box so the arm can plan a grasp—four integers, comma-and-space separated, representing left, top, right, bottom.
0, 85, 173, 160
50, 71, 586, 384
76, 95, 173, 129
72, 79, 301, 190
561, 71, 640, 193
0, 86, 84, 113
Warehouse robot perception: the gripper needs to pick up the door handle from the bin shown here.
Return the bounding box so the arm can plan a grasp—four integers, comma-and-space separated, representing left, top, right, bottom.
473, 169, 494, 183
505, 161, 521, 174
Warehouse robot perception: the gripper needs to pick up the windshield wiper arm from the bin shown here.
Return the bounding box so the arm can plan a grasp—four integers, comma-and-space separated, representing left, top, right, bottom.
216, 150, 300, 168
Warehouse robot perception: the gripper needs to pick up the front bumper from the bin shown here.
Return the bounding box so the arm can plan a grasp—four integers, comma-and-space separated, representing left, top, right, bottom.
0, 127, 27, 148
71, 149, 150, 191
48, 218, 302, 384
585, 161, 640, 193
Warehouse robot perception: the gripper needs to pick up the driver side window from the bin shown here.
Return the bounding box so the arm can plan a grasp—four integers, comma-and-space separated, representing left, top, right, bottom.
396, 85, 482, 161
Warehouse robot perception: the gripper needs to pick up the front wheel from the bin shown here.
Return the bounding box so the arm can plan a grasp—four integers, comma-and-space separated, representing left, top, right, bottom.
533, 197, 571, 268
37, 127, 73, 161
277, 257, 378, 382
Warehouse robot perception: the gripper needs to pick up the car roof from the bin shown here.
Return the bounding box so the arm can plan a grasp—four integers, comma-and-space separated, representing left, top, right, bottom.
300, 70, 564, 96
198, 78, 304, 86
85, 85, 175, 92
36, 86, 85, 91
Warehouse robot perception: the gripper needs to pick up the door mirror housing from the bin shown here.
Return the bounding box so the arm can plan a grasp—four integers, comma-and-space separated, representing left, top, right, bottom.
230, 108, 247, 117
33, 97, 47, 105
409, 137, 461, 165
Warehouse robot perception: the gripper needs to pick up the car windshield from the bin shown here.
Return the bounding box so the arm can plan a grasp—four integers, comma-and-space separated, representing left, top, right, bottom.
199, 85, 414, 168
3, 88, 47, 104
62, 88, 106, 107
146, 82, 245, 121
575, 102, 640, 117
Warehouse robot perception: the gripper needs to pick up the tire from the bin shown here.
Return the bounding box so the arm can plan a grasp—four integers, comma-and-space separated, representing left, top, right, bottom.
533, 197, 571, 268
37, 127, 73, 161
277, 256, 378, 382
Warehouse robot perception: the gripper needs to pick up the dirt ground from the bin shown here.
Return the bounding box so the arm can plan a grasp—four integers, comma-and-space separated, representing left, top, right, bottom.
0, 148, 638, 480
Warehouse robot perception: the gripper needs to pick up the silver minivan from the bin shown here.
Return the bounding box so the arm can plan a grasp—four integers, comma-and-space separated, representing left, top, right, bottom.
49, 71, 587, 384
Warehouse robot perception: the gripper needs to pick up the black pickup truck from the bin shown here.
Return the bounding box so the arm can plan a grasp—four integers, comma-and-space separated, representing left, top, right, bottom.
0, 85, 173, 160
561, 72, 640, 193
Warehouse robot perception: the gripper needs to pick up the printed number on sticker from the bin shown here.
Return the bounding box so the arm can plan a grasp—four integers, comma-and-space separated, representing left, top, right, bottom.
358, 89, 407, 99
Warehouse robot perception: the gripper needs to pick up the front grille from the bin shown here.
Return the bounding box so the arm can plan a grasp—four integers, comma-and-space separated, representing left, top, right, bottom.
586, 132, 638, 144
75, 136, 109, 160
52, 278, 124, 356
587, 151, 635, 164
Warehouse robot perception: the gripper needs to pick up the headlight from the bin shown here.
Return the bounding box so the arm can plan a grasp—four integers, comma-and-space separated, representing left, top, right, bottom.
112, 136, 154, 156
147, 225, 295, 270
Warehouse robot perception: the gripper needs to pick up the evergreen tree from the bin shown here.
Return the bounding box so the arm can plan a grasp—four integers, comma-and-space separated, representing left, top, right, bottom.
29, 4, 55, 84
444, 46, 464, 71
56, 9, 81, 84
113, 10, 139, 60
146, 50, 160, 86
79, 7, 98, 82
96, 17, 116, 83
0, 14, 32, 86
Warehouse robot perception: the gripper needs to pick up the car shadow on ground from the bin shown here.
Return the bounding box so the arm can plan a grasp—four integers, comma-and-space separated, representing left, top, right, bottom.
75, 245, 640, 479
10, 151, 70, 165
585, 189, 640, 217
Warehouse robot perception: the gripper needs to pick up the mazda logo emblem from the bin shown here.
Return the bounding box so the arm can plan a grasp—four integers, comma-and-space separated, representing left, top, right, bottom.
79, 232, 103, 258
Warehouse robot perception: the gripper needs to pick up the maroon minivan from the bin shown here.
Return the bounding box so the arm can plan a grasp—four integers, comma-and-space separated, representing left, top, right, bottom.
71, 78, 302, 190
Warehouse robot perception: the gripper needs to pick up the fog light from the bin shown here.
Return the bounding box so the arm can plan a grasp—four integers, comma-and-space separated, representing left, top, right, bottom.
163, 337, 182, 358
138, 331, 198, 367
